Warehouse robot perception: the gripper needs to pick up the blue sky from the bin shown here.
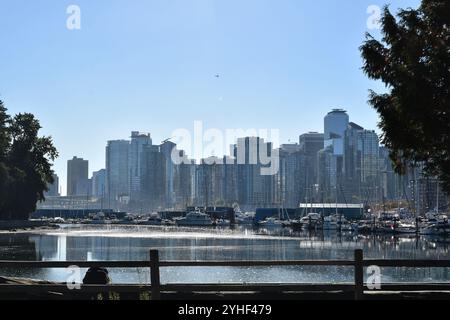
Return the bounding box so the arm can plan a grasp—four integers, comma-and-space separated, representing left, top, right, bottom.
0, 0, 420, 195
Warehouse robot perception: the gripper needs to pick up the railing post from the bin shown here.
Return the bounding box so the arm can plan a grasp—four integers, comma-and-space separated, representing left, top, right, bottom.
150, 250, 161, 300
354, 249, 364, 300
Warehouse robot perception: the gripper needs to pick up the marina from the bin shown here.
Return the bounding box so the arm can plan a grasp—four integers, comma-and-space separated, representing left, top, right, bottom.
35, 205, 450, 238
0, 223, 449, 286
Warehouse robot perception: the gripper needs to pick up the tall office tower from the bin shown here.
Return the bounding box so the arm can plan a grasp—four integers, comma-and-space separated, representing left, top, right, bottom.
128, 132, 152, 201
221, 156, 238, 206
140, 145, 166, 209
67, 157, 89, 196
278, 144, 305, 207
379, 146, 404, 201
45, 173, 60, 197
193, 156, 238, 208
299, 132, 324, 187
317, 146, 340, 202
343, 122, 365, 202
92, 169, 106, 197
106, 140, 130, 202
173, 151, 195, 208
232, 137, 276, 209
324, 109, 349, 156
195, 157, 220, 207
160, 141, 177, 207
319, 109, 349, 202
358, 130, 380, 203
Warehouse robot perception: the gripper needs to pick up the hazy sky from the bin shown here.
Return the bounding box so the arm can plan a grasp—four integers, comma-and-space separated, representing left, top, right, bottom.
0, 0, 420, 195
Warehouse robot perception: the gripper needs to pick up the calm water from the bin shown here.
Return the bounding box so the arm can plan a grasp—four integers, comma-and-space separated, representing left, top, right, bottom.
0, 225, 449, 284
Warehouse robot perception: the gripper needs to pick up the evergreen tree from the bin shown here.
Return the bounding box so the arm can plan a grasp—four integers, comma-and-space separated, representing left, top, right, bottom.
360, 0, 450, 194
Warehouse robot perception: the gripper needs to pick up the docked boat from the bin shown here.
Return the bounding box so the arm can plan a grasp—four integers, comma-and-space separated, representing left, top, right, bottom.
257, 208, 291, 229
50, 217, 66, 224
142, 212, 163, 226
90, 212, 113, 225
420, 216, 450, 236
421, 223, 450, 236
235, 211, 255, 225
213, 219, 230, 227
357, 221, 374, 234
290, 219, 303, 231
394, 222, 417, 234
176, 210, 213, 227
258, 217, 284, 228
300, 213, 322, 230
321, 214, 353, 231
120, 215, 139, 225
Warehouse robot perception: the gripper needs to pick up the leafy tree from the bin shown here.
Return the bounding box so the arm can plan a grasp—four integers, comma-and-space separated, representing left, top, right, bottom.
360, 0, 450, 194
0, 101, 58, 220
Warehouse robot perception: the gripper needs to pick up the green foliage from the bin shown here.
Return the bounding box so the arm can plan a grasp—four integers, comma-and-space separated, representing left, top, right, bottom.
0, 100, 58, 220
360, 0, 450, 194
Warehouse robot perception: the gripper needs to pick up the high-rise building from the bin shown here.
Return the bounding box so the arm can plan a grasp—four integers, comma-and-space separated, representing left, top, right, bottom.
67, 157, 89, 196
379, 146, 406, 201
160, 141, 177, 207
318, 109, 349, 202
128, 132, 152, 200
173, 151, 195, 208
92, 169, 106, 197
299, 132, 324, 187
232, 137, 276, 208
324, 109, 349, 156
195, 157, 220, 207
278, 144, 306, 207
317, 146, 342, 202
221, 156, 238, 206
358, 130, 380, 203
140, 145, 166, 209
343, 122, 364, 202
45, 173, 60, 197
106, 140, 130, 201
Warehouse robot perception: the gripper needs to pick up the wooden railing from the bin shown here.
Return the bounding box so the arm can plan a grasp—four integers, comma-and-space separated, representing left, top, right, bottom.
0, 249, 449, 300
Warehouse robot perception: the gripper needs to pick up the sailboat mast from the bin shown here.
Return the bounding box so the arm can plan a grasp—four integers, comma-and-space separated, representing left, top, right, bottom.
335, 186, 338, 216
436, 180, 439, 214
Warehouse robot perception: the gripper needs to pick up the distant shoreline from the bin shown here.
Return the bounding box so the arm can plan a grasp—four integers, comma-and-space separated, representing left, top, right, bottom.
0, 220, 60, 233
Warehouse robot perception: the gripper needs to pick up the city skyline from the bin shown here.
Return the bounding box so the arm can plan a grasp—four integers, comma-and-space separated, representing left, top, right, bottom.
0, 0, 422, 195
53, 108, 382, 197
42, 106, 442, 215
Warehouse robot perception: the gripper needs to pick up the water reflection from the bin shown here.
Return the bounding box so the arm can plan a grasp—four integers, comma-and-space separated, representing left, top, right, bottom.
0, 225, 448, 284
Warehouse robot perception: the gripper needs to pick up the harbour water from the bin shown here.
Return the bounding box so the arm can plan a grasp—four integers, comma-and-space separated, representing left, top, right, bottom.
0, 225, 449, 284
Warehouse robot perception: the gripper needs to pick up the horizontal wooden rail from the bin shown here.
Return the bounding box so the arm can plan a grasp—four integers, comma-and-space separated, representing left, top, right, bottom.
1, 259, 448, 269
0, 260, 356, 268
0, 283, 449, 294
160, 260, 356, 267
0, 261, 150, 268
160, 283, 356, 292
363, 260, 450, 268
0, 249, 450, 300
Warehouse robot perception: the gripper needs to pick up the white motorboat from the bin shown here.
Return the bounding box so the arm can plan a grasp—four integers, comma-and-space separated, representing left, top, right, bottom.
176, 210, 213, 227
235, 211, 255, 225
213, 219, 230, 227
50, 217, 66, 224
394, 222, 417, 234
258, 217, 284, 228
90, 212, 113, 225
321, 214, 353, 231
421, 218, 450, 236
300, 213, 322, 230
142, 212, 163, 226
